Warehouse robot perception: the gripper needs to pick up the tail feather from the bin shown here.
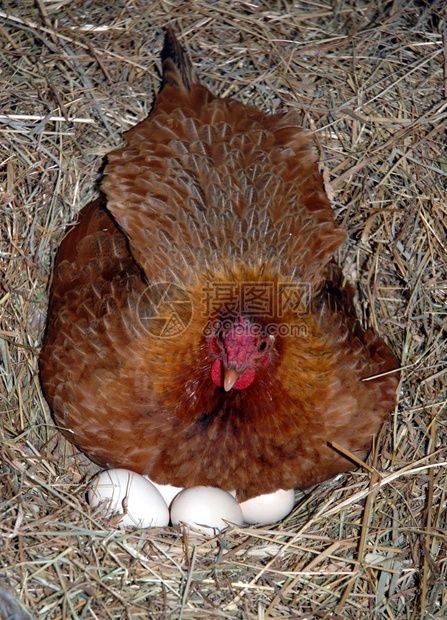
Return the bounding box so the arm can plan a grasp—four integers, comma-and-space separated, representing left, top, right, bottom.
162, 27, 198, 92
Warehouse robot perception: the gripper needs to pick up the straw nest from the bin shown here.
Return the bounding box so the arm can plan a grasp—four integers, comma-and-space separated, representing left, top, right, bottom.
1, 1, 446, 618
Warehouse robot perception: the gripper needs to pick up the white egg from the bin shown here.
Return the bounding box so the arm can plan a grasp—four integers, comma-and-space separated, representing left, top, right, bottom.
170, 486, 244, 534
144, 476, 183, 507
88, 468, 169, 528
240, 488, 295, 525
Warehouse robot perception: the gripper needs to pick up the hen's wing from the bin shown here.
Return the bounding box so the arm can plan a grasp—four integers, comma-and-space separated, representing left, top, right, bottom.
313, 261, 399, 460
40, 199, 165, 470
317, 261, 399, 385
102, 29, 345, 289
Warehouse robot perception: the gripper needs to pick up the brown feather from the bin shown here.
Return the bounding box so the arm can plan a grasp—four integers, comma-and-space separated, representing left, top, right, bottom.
40, 29, 400, 501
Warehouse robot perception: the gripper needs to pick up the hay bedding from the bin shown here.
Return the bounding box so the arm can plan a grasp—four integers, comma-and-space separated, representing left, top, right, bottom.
0, 0, 446, 617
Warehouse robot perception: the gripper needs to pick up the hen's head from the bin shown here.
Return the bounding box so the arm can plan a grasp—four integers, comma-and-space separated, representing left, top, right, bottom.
209, 317, 274, 391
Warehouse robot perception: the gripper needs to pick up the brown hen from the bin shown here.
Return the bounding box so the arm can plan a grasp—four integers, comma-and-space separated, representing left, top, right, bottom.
40, 29, 400, 501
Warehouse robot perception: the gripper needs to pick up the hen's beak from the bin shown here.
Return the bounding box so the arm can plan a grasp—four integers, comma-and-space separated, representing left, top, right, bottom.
224, 367, 243, 392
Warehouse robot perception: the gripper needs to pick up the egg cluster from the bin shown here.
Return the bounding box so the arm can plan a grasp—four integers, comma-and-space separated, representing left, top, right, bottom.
88, 469, 295, 533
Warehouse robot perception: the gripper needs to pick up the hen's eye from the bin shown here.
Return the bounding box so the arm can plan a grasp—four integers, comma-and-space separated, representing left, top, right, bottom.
218, 330, 224, 341
259, 341, 267, 351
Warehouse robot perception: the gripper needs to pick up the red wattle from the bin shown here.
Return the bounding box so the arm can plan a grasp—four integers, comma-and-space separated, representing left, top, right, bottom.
233, 368, 256, 389
211, 359, 223, 386
211, 359, 256, 390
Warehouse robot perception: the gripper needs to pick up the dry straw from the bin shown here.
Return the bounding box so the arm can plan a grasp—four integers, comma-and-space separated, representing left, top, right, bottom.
1, 0, 446, 618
